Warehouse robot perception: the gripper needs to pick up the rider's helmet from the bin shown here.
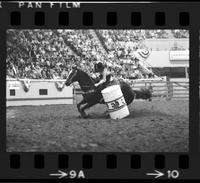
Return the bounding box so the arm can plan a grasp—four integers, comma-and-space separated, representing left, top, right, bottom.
94, 62, 105, 72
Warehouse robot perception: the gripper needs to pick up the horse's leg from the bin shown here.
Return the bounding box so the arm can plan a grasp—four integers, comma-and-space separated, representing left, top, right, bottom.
80, 102, 97, 118
77, 99, 86, 113
77, 99, 85, 112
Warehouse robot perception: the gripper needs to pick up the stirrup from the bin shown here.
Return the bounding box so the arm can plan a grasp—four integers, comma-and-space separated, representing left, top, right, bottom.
99, 98, 104, 104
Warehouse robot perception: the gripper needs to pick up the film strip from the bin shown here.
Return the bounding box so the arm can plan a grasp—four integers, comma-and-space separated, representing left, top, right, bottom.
0, 1, 199, 181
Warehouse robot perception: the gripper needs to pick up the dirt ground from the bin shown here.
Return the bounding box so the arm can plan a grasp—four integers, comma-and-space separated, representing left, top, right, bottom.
6, 99, 189, 152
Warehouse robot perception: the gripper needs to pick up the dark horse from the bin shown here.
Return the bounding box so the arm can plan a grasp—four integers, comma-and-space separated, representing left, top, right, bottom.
65, 66, 152, 118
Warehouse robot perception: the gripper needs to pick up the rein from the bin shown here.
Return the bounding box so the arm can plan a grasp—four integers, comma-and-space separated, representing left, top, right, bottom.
83, 89, 96, 95
74, 84, 97, 95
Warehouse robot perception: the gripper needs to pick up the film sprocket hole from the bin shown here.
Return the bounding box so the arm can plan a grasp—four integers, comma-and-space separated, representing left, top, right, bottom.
0, 1, 199, 181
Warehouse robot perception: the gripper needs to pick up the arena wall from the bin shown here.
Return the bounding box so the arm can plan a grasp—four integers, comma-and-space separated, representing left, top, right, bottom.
6, 79, 73, 106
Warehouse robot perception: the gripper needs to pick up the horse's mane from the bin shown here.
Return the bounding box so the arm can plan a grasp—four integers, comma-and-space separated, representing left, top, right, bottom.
77, 68, 94, 81
76, 68, 96, 92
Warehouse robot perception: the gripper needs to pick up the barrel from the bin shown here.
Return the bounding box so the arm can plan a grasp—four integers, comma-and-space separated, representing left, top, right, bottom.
101, 85, 130, 119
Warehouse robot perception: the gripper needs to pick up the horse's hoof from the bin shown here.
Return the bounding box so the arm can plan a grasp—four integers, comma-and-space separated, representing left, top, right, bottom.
84, 114, 91, 119
79, 113, 90, 119
77, 107, 81, 113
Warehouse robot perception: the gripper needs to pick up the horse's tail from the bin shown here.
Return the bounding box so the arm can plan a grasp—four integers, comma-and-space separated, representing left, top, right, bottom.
134, 86, 152, 101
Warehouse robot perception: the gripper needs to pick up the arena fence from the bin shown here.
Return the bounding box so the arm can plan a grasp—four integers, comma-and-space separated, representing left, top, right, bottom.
6, 79, 73, 106
73, 77, 189, 100
127, 78, 189, 100
6, 77, 189, 107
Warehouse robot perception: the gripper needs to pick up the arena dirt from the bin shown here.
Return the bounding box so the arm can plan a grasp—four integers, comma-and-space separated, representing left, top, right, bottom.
7, 100, 189, 152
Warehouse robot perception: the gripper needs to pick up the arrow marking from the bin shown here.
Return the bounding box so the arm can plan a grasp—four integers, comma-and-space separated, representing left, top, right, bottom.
146, 170, 164, 179
50, 170, 68, 179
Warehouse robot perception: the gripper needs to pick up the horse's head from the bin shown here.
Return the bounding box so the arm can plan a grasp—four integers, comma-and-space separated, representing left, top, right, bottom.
65, 65, 79, 86
65, 66, 96, 92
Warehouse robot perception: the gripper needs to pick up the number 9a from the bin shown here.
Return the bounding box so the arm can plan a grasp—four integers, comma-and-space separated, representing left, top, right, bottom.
69, 170, 77, 179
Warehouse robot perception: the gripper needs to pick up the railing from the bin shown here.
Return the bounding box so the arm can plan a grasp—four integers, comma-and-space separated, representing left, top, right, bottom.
7, 78, 66, 82
128, 78, 189, 100
7, 78, 189, 102
171, 81, 189, 99
73, 78, 189, 100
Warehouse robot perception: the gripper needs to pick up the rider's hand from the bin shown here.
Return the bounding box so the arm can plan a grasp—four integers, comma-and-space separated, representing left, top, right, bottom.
95, 83, 99, 87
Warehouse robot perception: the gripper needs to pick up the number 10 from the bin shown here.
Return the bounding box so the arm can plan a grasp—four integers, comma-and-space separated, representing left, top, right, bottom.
167, 170, 179, 179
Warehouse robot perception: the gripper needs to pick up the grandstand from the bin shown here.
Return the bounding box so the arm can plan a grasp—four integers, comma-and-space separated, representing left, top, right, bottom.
7, 29, 189, 80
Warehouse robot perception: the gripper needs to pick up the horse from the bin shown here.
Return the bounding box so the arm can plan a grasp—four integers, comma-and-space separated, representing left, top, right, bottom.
65, 66, 152, 118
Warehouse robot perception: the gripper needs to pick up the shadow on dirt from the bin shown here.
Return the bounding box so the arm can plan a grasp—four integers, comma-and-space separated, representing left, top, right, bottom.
81, 108, 168, 120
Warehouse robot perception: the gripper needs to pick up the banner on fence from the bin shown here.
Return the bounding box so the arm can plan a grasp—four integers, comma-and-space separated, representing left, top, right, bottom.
7, 81, 20, 90
169, 50, 189, 61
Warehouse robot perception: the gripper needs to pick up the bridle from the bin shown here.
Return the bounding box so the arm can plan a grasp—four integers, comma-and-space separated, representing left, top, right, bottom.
67, 69, 78, 84
68, 69, 98, 95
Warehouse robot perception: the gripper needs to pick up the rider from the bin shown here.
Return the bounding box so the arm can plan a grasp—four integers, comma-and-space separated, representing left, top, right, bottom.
94, 61, 115, 92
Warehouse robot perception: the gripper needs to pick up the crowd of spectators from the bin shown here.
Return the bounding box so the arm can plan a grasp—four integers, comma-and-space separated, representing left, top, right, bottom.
97, 30, 145, 59
171, 30, 189, 38
145, 30, 189, 39
7, 29, 189, 80
7, 30, 77, 79
56, 30, 107, 75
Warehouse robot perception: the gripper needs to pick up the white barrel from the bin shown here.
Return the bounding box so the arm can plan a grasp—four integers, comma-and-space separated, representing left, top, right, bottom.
101, 85, 130, 119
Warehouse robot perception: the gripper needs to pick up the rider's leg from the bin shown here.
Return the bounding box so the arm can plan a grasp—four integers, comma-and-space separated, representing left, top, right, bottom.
96, 83, 106, 92
96, 83, 107, 104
